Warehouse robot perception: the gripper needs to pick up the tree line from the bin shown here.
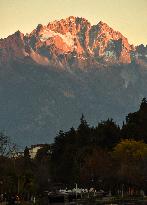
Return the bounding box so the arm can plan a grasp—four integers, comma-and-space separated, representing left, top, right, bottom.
1, 98, 147, 199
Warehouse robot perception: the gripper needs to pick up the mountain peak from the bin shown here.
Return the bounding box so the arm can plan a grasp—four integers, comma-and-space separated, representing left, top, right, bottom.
98, 20, 107, 26
0, 16, 139, 68
36, 24, 44, 31
66, 16, 77, 21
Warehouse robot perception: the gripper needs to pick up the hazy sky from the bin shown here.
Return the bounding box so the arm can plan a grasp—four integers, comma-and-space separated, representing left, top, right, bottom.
0, 0, 147, 45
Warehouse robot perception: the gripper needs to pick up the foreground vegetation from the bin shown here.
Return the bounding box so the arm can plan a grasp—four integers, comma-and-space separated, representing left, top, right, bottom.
1, 98, 147, 201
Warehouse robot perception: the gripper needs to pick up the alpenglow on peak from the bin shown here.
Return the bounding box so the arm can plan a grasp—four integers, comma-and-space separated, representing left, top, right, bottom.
0, 16, 137, 68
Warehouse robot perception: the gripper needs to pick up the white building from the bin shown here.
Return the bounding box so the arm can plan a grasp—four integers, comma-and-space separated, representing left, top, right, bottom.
29, 144, 45, 159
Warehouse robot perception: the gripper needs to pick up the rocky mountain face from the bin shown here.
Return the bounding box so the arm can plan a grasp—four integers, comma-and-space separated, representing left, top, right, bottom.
0, 17, 147, 146
0, 16, 138, 68
135, 44, 147, 66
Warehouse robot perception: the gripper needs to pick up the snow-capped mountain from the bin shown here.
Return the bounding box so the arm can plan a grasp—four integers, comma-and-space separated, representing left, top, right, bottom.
0, 16, 138, 68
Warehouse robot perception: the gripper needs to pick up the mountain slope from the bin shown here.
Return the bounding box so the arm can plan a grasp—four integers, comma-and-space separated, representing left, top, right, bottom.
0, 16, 136, 68
0, 17, 147, 146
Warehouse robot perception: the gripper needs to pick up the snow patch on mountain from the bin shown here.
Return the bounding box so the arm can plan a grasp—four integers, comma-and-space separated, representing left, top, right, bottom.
39, 28, 75, 48
105, 50, 116, 58
120, 68, 138, 88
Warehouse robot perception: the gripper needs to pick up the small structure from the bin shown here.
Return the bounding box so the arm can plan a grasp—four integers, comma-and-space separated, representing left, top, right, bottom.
29, 144, 46, 159
11, 143, 52, 159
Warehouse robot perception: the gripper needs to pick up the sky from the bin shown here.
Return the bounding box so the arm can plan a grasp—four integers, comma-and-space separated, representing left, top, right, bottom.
0, 0, 147, 45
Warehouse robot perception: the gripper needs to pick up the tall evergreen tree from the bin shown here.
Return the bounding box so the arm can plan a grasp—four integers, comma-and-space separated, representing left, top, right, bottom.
122, 98, 147, 142
94, 119, 120, 149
